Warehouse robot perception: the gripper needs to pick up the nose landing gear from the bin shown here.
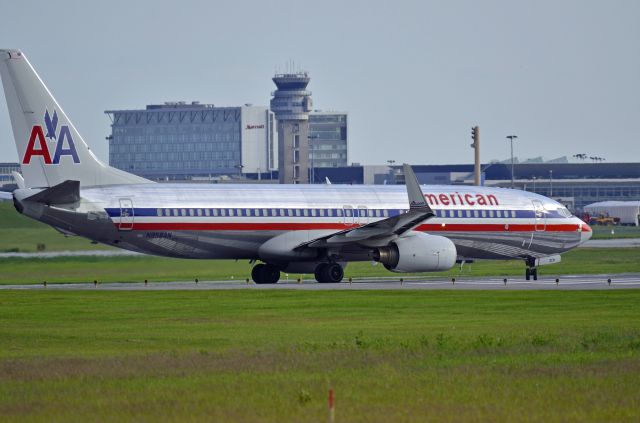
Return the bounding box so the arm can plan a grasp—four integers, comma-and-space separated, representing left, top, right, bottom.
525, 258, 538, 281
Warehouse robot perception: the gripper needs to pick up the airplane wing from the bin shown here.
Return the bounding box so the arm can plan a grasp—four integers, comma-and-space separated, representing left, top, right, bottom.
296, 164, 434, 249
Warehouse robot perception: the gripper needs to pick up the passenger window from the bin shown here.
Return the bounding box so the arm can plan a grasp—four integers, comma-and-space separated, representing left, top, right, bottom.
263, 209, 268, 216
319, 209, 325, 217
511, 211, 516, 218
311, 209, 316, 217
229, 209, 235, 217
156, 208, 162, 217
295, 209, 301, 217
204, 209, 210, 216
466, 210, 471, 218
383, 209, 388, 217
197, 209, 203, 216
303, 209, 308, 217
337, 209, 343, 217
474, 210, 479, 218
489, 210, 494, 218
496, 210, 501, 218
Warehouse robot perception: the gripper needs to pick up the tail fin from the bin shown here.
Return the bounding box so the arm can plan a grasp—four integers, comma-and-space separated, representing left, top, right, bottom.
0, 49, 150, 188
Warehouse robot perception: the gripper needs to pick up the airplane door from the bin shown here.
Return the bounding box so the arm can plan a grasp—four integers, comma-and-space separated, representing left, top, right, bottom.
343, 206, 355, 226
118, 198, 134, 231
532, 200, 546, 231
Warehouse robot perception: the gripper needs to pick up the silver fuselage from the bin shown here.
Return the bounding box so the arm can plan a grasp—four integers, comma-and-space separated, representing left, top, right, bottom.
17, 183, 591, 263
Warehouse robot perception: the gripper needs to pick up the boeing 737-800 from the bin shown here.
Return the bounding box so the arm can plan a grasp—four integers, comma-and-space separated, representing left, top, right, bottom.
0, 50, 592, 283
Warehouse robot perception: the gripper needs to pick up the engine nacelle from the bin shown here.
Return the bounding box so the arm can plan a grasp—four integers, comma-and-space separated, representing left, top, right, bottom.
373, 232, 457, 273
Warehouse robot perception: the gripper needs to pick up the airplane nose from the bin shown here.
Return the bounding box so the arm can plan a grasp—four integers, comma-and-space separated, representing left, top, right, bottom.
579, 221, 593, 244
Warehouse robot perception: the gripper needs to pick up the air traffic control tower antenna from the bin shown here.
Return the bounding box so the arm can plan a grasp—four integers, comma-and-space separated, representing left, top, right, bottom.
270, 71, 313, 183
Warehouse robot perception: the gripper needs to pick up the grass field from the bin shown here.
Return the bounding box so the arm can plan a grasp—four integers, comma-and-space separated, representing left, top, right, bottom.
591, 225, 640, 239
0, 247, 639, 285
0, 290, 639, 422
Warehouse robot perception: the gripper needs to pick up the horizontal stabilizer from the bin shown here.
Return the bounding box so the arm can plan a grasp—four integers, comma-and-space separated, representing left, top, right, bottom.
26, 180, 80, 205
12, 171, 25, 189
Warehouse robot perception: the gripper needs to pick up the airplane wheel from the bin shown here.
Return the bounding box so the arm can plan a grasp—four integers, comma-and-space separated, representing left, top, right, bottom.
251, 264, 265, 283
532, 268, 538, 281
324, 263, 344, 283
262, 264, 281, 284
252, 264, 280, 284
525, 268, 531, 281
314, 263, 328, 283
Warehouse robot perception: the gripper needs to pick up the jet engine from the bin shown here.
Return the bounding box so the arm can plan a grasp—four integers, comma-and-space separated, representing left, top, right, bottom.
373, 232, 457, 272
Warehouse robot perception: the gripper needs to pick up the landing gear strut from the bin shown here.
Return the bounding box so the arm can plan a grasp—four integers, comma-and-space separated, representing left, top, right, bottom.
525, 258, 538, 281
251, 263, 281, 284
314, 263, 344, 283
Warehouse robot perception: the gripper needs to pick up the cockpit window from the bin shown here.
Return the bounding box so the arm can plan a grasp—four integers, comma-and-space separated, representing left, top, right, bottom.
558, 207, 572, 218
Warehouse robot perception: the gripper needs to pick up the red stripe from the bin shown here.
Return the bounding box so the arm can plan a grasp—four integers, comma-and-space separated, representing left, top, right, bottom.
416, 223, 581, 232
124, 222, 581, 232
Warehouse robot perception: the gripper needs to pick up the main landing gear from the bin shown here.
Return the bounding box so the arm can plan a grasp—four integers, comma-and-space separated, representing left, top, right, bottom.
314, 263, 344, 283
251, 263, 281, 284
525, 258, 538, 281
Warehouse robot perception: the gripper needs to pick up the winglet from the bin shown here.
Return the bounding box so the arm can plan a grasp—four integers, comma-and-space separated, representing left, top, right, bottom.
403, 163, 432, 212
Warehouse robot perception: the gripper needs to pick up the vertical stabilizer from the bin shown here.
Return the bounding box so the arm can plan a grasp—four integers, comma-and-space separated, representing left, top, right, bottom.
0, 49, 151, 188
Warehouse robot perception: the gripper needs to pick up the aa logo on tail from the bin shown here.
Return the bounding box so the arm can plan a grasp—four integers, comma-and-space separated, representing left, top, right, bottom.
22, 110, 80, 164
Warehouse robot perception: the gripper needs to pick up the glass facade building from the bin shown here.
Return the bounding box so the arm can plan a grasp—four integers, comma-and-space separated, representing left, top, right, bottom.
0, 162, 20, 189
309, 111, 348, 170
105, 102, 275, 181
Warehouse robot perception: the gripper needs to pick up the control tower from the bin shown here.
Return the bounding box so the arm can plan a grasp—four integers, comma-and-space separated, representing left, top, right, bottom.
270, 72, 313, 183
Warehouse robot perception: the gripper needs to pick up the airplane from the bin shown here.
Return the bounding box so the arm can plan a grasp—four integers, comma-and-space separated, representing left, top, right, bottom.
0, 49, 592, 283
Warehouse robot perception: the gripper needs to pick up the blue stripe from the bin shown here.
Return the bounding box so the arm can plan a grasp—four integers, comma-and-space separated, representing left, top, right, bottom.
105, 207, 564, 219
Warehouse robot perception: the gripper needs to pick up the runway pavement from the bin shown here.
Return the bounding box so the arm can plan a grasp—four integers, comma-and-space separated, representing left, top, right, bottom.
579, 238, 640, 248
2, 274, 639, 291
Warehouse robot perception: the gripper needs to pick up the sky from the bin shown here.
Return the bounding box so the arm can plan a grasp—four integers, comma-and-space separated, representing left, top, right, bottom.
0, 0, 638, 165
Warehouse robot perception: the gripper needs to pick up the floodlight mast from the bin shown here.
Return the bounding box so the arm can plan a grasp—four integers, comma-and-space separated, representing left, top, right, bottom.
506, 135, 518, 188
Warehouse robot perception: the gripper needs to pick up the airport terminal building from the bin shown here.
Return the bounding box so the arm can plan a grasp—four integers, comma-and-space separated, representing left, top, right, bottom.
105, 102, 277, 181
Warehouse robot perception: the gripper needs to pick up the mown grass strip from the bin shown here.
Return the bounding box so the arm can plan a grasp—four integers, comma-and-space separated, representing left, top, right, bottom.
0, 247, 638, 284
0, 290, 638, 422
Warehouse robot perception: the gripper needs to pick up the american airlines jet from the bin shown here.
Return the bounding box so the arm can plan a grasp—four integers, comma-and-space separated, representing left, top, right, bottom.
0, 50, 592, 283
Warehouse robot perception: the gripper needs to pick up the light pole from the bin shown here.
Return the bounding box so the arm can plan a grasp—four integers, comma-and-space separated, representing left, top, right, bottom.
506, 135, 518, 189
386, 160, 396, 185
235, 164, 244, 179
308, 134, 319, 184
532, 176, 537, 192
